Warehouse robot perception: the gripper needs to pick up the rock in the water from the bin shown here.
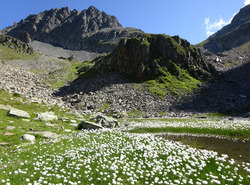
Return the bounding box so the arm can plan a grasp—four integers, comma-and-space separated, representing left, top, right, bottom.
78, 120, 103, 130
8, 108, 31, 118
21, 134, 35, 142
96, 115, 119, 128
37, 112, 58, 121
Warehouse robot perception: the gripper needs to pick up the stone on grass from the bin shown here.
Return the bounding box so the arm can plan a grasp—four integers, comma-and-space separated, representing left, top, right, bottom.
3, 132, 15, 136
0, 104, 12, 110
8, 108, 31, 118
96, 115, 119, 128
28, 131, 58, 139
6, 126, 15, 130
78, 120, 103, 130
41, 131, 58, 139
37, 111, 58, 121
21, 134, 35, 142
45, 123, 55, 127
64, 129, 71, 132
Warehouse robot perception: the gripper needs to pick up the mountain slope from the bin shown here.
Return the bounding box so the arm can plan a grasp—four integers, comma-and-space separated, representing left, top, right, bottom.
200, 4, 250, 53
1, 6, 143, 53
54, 34, 216, 115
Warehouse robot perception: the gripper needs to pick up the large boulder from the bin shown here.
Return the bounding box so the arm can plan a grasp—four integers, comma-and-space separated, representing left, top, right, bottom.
96, 115, 119, 128
21, 134, 35, 142
8, 108, 31, 118
37, 112, 58, 121
78, 120, 103, 130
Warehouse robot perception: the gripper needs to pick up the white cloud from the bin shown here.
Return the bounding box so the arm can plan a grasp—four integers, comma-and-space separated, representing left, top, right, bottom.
204, 16, 231, 37
244, 0, 250, 6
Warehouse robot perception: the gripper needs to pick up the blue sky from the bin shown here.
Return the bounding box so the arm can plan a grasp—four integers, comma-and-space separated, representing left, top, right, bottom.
0, 0, 249, 44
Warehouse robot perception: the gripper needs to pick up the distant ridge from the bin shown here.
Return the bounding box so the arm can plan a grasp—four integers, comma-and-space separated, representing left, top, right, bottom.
1, 6, 143, 53
200, 4, 250, 53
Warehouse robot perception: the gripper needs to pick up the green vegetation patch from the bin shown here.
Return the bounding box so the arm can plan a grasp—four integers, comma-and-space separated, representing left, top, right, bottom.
144, 63, 201, 97
43, 59, 84, 89
128, 127, 250, 138
0, 45, 38, 61
0, 89, 80, 146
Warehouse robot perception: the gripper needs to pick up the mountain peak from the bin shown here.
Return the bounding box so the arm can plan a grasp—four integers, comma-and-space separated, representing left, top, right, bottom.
0, 6, 123, 50
231, 4, 250, 27
87, 6, 100, 13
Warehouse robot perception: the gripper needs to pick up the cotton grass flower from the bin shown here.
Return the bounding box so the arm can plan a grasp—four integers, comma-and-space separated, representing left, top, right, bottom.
0, 130, 249, 184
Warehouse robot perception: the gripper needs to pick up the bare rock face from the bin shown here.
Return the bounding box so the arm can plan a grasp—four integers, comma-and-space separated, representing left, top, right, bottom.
1, 6, 143, 53
202, 4, 250, 53
0, 34, 34, 54
89, 34, 215, 81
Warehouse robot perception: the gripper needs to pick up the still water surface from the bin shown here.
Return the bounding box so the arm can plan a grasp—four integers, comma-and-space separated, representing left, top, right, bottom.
160, 134, 250, 163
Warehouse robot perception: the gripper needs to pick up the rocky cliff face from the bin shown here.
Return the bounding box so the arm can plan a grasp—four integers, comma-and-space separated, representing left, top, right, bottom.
88, 34, 214, 81
0, 34, 34, 54
201, 4, 250, 53
1, 6, 143, 53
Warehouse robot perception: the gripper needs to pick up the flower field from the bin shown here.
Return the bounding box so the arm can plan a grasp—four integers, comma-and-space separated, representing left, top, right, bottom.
0, 130, 249, 185
126, 118, 250, 138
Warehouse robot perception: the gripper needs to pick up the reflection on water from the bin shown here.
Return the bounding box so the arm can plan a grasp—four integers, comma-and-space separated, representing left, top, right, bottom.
159, 134, 250, 163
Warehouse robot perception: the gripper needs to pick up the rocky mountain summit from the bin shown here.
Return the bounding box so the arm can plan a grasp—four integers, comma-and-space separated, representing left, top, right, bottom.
1, 6, 143, 53
201, 4, 250, 53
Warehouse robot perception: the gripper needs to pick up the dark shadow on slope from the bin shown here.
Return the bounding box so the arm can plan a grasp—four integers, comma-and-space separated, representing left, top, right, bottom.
171, 61, 250, 115
54, 72, 132, 97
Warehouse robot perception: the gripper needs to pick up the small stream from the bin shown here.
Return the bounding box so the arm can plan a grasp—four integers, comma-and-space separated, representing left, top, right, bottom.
159, 134, 250, 163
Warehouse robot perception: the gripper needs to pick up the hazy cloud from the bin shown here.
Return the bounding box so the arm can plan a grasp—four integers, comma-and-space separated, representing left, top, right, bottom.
245, 0, 250, 6
204, 16, 231, 36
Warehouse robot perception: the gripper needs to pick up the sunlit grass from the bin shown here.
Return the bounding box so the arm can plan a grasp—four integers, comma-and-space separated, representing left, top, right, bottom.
0, 130, 249, 184
0, 45, 38, 61
0, 90, 79, 146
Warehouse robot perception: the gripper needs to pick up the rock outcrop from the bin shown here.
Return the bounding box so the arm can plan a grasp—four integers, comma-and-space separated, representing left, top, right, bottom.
55, 34, 216, 116
0, 34, 34, 54
201, 4, 250, 53
1, 6, 143, 53
84, 34, 215, 81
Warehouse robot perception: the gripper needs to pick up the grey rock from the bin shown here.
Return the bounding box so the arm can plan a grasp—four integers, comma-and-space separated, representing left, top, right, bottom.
0, 104, 12, 110
21, 134, 35, 142
42, 131, 58, 139
96, 115, 119, 128
28, 131, 58, 139
6, 126, 15, 130
45, 123, 55, 127
78, 120, 103, 130
37, 111, 58, 121
8, 108, 31, 118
